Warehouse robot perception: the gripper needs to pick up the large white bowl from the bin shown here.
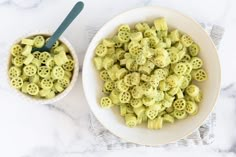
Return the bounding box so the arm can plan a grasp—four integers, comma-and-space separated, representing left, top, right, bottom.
82, 6, 221, 145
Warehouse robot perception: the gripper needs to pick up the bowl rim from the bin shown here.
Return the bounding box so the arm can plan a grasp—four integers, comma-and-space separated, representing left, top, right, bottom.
6, 30, 79, 105
82, 5, 221, 146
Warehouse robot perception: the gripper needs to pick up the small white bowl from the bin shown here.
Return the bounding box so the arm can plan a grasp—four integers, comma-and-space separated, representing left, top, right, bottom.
82, 6, 221, 145
6, 31, 79, 105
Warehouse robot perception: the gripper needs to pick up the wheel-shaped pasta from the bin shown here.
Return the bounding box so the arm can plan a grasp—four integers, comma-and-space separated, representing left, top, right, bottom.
13, 55, 25, 67
185, 101, 198, 114
125, 114, 137, 127
11, 77, 23, 89
191, 69, 207, 82
46, 58, 56, 69
41, 78, 53, 89
51, 66, 64, 79
26, 83, 39, 95
118, 24, 130, 32
11, 44, 23, 56
95, 44, 107, 57
173, 98, 186, 110
119, 91, 131, 103
99, 70, 110, 81
117, 31, 130, 43
129, 98, 142, 109
23, 64, 37, 76
173, 109, 187, 120
39, 52, 51, 64
186, 84, 200, 97
9, 67, 21, 79
188, 43, 200, 56
38, 66, 50, 78
100, 96, 113, 108
180, 34, 193, 47
190, 57, 203, 69
34, 35, 45, 48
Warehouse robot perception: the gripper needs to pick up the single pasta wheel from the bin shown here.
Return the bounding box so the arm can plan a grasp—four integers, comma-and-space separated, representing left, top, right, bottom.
13, 55, 25, 67
180, 34, 193, 47
100, 97, 113, 108
117, 31, 130, 43
34, 35, 45, 48
104, 80, 115, 92
39, 52, 51, 64
23, 64, 37, 76
99, 70, 110, 81
173, 63, 187, 75
11, 44, 23, 56
190, 57, 203, 69
185, 101, 198, 114
51, 66, 65, 79
9, 66, 21, 79
192, 69, 207, 82
181, 54, 191, 63
118, 24, 130, 32
41, 78, 53, 89
130, 98, 142, 108
129, 44, 142, 56
119, 91, 131, 103
169, 51, 179, 63
46, 58, 56, 69
10, 77, 23, 89
124, 74, 133, 87
58, 76, 70, 88
95, 44, 107, 57
173, 109, 187, 120
186, 84, 200, 97
173, 98, 186, 111
188, 43, 200, 56
26, 83, 39, 96
62, 59, 74, 71
125, 114, 137, 128
38, 66, 51, 78
32, 51, 41, 59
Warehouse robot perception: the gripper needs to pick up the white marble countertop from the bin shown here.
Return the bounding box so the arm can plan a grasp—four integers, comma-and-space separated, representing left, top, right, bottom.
0, 0, 236, 157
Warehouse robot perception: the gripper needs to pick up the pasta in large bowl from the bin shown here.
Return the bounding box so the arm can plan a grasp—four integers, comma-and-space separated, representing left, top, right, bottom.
82, 6, 221, 145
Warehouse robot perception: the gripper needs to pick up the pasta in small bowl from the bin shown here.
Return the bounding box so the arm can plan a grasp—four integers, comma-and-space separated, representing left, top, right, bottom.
7, 31, 79, 104
83, 6, 221, 145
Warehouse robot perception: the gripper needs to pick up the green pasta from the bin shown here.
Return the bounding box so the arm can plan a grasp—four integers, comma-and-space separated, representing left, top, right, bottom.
94, 18, 207, 130
8, 34, 75, 99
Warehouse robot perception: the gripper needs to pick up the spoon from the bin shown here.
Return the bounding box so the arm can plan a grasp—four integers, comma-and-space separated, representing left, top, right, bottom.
33, 1, 84, 52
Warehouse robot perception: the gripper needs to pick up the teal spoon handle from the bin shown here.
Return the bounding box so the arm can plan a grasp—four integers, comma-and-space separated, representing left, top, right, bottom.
45, 1, 84, 50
